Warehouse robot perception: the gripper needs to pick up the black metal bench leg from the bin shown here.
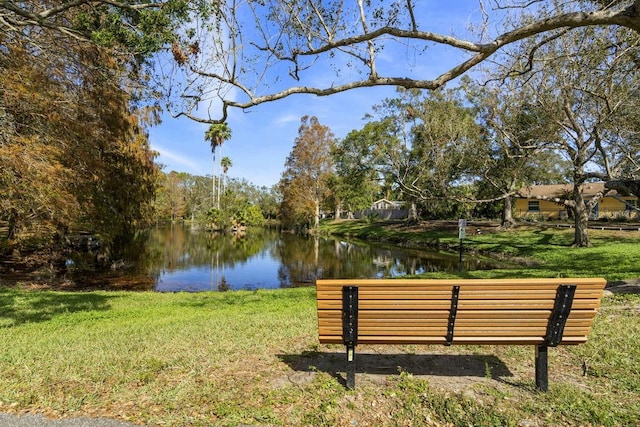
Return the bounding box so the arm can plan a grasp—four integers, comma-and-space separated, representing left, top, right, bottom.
346, 344, 356, 389
535, 344, 549, 392
342, 286, 358, 390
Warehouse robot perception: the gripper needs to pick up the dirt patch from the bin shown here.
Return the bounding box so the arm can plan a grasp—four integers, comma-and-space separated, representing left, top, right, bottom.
277, 344, 541, 395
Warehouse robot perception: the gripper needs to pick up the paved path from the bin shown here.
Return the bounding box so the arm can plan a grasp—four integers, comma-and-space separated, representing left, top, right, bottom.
0, 413, 141, 427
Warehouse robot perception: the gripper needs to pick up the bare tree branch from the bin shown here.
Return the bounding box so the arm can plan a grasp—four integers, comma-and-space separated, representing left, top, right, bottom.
168, 1, 640, 123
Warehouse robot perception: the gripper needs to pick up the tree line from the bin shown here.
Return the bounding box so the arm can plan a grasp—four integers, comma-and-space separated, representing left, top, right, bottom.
1, 0, 639, 258
279, 51, 639, 247
153, 171, 279, 230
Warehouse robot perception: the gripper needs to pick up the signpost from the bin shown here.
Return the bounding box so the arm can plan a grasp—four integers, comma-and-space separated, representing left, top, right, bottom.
458, 219, 466, 271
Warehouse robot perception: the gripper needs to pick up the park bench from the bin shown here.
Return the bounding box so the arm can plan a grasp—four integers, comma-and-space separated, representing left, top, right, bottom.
316, 277, 607, 391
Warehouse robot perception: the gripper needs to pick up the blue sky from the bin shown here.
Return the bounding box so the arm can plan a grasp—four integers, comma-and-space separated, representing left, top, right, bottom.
149, 2, 481, 188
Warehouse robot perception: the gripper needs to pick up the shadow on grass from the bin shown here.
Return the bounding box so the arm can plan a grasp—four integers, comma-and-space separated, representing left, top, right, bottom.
279, 351, 513, 387
0, 289, 115, 327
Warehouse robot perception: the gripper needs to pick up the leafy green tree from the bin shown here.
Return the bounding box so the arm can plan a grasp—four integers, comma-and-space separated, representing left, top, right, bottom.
0, 0, 189, 58
154, 171, 186, 222
235, 205, 265, 227
370, 88, 482, 219
499, 23, 640, 246
257, 185, 280, 220
331, 121, 390, 218
465, 78, 568, 227
183, 174, 211, 222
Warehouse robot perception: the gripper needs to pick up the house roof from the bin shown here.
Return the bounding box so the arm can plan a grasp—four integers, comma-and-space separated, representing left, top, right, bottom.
372, 198, 404, 205
519, 182, 627, 198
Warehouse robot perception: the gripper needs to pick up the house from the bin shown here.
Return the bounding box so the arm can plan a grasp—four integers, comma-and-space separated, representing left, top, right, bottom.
515, 182, 639, 220
352, 199, 408, 220
371, 199, 406, 210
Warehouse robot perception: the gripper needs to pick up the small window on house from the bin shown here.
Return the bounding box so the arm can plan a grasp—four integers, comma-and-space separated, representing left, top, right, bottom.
528, 201, 540, 212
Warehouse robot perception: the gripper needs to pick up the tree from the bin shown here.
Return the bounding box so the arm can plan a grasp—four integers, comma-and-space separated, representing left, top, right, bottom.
465, 78, 568, 228
0, 0, 187, 53
154, 172, 187, 222
159, 0, 640, 123
220, 156, 233, 197
204, 123, 232, 209
331, 121, 390, 218
279, 116, 335, 229
6, 1, 639, 127
503, 23, 640, 246
1, 29, 159, 253
258, 185, 281, 220
369, 88, 482, 220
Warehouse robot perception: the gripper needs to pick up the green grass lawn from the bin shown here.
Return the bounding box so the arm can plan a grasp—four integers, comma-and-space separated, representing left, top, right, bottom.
1, 222, 639, 426
1, 287, 638, 426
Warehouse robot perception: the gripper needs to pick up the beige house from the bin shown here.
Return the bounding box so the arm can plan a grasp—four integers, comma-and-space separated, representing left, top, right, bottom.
515, 182, 638, 220
371, 199, 406, 210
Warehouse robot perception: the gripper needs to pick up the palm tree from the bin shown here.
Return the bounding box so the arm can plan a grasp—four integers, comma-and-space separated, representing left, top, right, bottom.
220, 156, 233, 197
204, 123, 232, 208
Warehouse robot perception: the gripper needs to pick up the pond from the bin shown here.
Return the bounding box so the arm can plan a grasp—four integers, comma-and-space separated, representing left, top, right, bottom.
65, 224, 507, 292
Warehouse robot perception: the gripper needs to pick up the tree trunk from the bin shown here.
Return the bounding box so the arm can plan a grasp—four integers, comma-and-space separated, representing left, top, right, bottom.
313, 200, 320, 229
7, 208, 18, 240
211, 172, 216, 207
408, 202, 418, 223
335, 203, 342, 220
217, 172, 222, 208
500, 196, 516, 229
572, 190, 590, 247
216, 146, 222, 209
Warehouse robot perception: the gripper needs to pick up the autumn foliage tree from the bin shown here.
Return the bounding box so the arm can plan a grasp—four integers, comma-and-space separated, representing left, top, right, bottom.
279, 116, 335, 230
0, 28, 159, 255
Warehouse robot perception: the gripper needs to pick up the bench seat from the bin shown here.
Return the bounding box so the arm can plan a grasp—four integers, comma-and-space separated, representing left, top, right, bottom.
316, 277, 606, 390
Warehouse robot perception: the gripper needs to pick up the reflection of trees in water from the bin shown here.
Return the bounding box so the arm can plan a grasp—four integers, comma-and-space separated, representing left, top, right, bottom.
110, 224, 504, 290
274, 235, 499, 286
273, 235, 461, 287
144, 224, 271, 274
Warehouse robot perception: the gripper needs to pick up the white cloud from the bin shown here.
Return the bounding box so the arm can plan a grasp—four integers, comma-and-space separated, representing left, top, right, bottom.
153, 144, 208, 175
274, 113, 299, 126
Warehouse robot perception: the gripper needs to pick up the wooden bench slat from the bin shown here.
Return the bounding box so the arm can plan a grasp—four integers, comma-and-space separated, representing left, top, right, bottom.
318, 282, 605, 289
317, 278, 606, 286
318, 288, 603, 300
319, 318, 595, 328
320, 322, 595, 336
317, 278, 606, 291
318, 332, 592, 340
318, 335, 588, 345
317, 299, 601, 311
318, 309, 597, 320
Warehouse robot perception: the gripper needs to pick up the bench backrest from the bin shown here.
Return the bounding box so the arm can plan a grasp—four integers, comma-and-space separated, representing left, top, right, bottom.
316, 278, 606, 346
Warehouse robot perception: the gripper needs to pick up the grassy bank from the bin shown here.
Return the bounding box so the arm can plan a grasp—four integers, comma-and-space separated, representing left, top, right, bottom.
1, 222, 639, 426
320, 219, 640, 281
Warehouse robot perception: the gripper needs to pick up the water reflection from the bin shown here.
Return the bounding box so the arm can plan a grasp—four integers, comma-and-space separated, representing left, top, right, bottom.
131, 224, 503, 292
